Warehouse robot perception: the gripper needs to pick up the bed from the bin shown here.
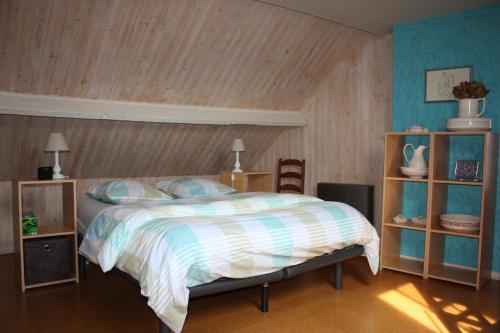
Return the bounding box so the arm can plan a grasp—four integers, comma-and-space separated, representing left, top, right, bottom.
77, 188, 379, 333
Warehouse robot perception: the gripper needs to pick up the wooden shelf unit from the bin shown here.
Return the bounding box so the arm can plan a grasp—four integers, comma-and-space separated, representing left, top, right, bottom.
12, 179, 79, 292
384, 220, 426, 231
383, 255, 424, 276
220, 171, 273, 192
381, 132, 498, 289
385, 177, 429, 183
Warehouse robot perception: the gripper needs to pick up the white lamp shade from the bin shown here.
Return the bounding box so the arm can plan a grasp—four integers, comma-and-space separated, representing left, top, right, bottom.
45, 133, 69, 152
232, 138, 245, 152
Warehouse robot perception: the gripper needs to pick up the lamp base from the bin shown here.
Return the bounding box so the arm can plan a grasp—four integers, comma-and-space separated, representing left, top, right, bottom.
233, 151, 243, 173
52, 151, 66, 179
52, 172, 65, 179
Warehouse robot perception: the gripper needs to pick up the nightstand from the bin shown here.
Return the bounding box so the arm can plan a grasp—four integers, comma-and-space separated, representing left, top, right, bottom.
220, 171, 273, 192
12, 179, 79, 291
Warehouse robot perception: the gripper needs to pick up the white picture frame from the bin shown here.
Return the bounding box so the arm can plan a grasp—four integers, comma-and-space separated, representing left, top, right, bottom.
425, 66, 472, 102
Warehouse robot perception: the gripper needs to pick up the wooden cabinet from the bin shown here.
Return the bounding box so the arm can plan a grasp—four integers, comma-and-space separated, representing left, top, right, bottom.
220, 171, 273, 193
381, 132, 497, 289
12, 179, 79, 291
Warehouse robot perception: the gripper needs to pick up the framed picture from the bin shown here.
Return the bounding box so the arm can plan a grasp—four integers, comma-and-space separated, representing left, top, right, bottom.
425, 66, 472, 102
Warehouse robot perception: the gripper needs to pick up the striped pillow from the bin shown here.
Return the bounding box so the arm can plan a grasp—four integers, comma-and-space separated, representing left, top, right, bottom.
88, 180, 172, 204
155, 177, 236, 198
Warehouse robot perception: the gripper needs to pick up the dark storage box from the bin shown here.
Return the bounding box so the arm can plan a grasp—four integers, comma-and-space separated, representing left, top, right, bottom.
24, 236, 74, 285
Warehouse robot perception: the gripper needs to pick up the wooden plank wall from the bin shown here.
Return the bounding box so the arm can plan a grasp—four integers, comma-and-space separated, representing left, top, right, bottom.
253, 35, 393, 227
0, 115, 286, 180
0, 0, 383, 182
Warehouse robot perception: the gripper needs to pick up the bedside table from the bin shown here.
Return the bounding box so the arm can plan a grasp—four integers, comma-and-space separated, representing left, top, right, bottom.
220, 171, 273, 192
12, 179, 79, 291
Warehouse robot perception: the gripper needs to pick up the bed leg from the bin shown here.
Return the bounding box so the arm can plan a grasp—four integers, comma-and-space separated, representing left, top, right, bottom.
78, 254, 86, 280
159, 320, 171, 333
260, 282, 269, 312
333, 262, 342, 289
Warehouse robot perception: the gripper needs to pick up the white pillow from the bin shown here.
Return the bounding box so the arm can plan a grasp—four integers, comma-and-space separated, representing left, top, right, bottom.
155, 177, 236, 198
88, 180, 172, 204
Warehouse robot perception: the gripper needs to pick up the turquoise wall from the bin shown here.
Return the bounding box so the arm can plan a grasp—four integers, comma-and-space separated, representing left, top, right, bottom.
393, 4, 500, 272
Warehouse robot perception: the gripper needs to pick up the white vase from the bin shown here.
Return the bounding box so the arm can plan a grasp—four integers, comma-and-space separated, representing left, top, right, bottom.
458, 98, 486, 118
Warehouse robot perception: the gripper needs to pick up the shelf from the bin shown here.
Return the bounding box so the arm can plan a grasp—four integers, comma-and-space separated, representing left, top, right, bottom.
24, 277, 78, 290
22, 224, 75, 239
386, 131, 490, 136
386, 132, 431, 136
382, 256, 424, 276
381, 132, 497, 290
240, 171, 273, 175
428, 263, 477, 287
435, 131, 491, 136
18, 179, 75, 186
220, 171, 273, 192
433, 179, 482, 186
386, 178, 482, 186
385, 177, 429, 183
384, 220, 426, 231
430, 225, 480, 238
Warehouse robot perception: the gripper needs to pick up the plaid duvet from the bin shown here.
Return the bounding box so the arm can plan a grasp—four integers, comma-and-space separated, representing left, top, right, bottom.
79, 192, 379, 332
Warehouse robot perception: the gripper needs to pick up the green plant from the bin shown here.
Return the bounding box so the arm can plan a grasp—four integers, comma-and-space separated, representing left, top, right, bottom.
452, 81, 489, 99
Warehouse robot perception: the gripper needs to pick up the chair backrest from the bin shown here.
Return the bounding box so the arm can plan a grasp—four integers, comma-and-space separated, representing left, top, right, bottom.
276, 159, 305, 194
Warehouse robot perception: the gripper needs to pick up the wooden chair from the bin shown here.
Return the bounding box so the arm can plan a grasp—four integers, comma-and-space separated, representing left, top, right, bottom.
276, 159, 305, 194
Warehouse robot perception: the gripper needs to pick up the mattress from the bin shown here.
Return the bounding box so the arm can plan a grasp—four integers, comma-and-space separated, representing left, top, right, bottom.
77, 196, 114, 234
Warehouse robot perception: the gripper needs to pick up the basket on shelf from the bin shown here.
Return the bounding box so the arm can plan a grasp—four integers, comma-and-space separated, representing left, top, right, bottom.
440, 214, 480, 232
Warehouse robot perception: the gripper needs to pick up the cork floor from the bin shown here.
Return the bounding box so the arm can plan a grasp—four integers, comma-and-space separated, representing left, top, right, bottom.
0, 254, 498, 333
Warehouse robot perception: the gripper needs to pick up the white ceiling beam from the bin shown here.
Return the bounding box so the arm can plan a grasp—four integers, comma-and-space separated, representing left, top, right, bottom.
0, 92, 307, 127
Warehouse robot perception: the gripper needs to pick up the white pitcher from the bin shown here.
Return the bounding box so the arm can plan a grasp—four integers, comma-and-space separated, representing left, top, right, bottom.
403, 144, 427, 169
458, 98, 486, 118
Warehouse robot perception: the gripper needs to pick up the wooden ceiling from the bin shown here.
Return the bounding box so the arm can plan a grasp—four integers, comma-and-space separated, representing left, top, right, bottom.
0, 0, 380, 180
0, 0, 361, 110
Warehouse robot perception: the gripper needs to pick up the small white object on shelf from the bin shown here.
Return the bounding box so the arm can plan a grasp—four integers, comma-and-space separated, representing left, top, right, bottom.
405, 124, 429, 133
231, 138, 245, 173
45, 132, 70, 179
411, 216, 426, 225
400, 166, 428, 178
447, 118, 491, 132
392, 214, 407, 224
440, 214, 480, 232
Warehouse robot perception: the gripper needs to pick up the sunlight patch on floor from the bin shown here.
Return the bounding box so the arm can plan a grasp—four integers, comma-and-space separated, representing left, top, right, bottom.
481, 314, 497, 325
378, 283, 449, 333
443, 303, 467, 316
457, 321, 482, 332
466, 315, 479, 322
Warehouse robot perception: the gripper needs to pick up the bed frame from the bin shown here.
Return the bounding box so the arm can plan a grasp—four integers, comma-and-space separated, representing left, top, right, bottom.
79, 244, 363, 333
78, 183, 374, 333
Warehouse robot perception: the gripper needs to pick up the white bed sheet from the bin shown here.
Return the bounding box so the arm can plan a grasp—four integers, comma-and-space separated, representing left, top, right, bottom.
77, 196, 115, 234
77, 193, 235, 234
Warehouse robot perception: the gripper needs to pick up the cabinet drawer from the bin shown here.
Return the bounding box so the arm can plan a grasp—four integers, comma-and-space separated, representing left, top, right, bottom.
24, 236, 74, 285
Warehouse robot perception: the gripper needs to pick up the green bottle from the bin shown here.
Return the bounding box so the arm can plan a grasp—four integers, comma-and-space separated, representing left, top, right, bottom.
22, 213, 38, 235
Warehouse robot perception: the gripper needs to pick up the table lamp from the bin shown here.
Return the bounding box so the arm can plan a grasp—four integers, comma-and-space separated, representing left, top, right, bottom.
232, 139, 245, 172
45, 132, 69, 179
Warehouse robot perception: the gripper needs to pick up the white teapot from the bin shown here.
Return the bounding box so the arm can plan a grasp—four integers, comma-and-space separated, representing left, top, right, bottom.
403, 144, 427, 169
